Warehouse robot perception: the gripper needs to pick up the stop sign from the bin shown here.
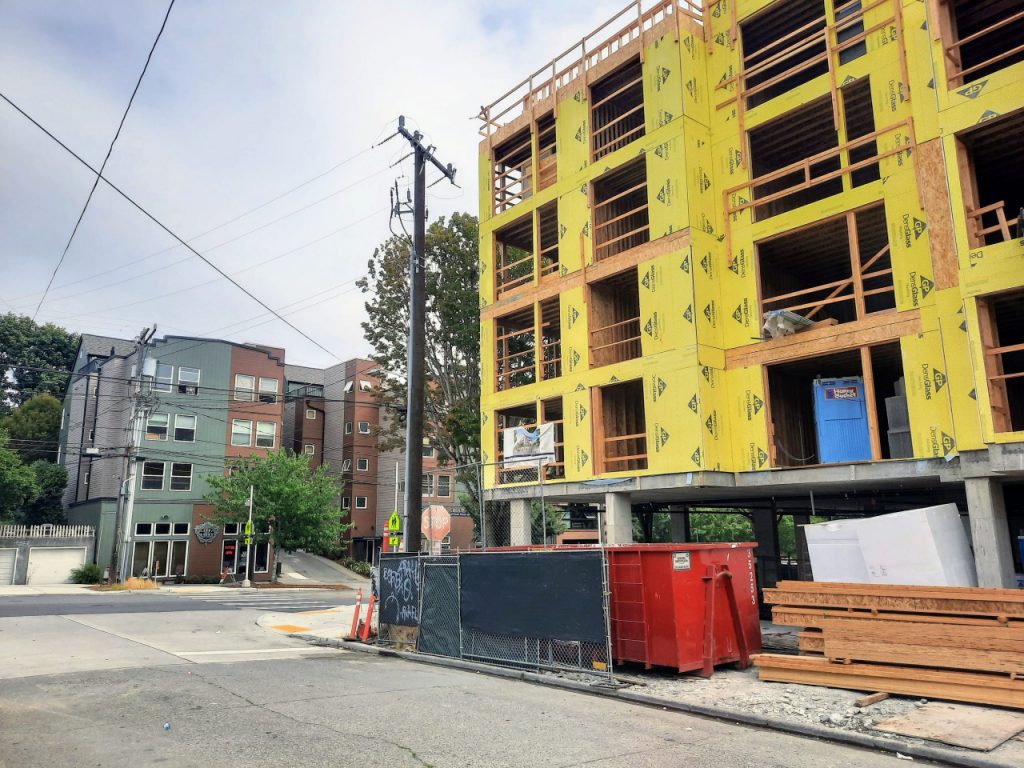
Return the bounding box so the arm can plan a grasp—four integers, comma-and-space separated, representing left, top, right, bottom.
421, 505, 451, 540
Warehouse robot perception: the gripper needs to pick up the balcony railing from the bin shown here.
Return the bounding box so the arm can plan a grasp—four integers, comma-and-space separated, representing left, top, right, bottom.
477, 1, 704, 137
602, 432, 648, 472
967, 201, 1019, 246
944, 6, 1024, 87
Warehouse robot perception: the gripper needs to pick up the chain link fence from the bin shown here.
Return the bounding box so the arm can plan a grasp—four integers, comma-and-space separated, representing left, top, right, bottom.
376, 549, 613, 679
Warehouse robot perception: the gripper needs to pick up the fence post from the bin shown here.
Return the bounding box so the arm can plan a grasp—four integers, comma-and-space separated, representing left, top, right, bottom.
539, 457, 547, 548
478, 462, 487, 551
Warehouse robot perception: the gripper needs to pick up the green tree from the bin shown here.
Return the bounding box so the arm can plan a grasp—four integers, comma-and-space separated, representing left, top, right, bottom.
0, 314, 79, 415
0, 430, 38, 523
204, 450, 347, 570
689, 511, 754, 542
20, 461, 68, 525
1, 393, 63, 462
357, 213, 480, 472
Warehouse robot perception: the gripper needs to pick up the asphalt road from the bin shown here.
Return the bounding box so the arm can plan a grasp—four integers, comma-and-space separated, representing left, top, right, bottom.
0, 589, 357, 618
0, 650, 918, 768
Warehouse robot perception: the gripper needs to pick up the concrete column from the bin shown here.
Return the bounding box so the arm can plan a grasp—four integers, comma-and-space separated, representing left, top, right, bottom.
669, 509, 690, 543
965, 478, 1016, 587
509, 498, 532, 546
604, 492, 633, 545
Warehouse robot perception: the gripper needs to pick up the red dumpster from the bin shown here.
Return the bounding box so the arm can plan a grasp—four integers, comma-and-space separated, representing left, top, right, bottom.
607, 543, 762, 675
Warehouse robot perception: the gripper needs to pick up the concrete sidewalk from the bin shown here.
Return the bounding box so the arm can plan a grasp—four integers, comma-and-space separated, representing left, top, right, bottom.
257, 600, 362, 638
0, 583, 104, 596
276, 550, 370, 588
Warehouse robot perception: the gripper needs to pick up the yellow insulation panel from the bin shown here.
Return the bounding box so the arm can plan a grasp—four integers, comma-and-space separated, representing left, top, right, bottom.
638, 247, 698, 358
560, 285, 589, 378
726, 364, 771, 472
884, 167, 936, 312
564, 386, 594, 482
643, 362, 695, 475
556, 85, 591, 179
697, 364, 731, 472
934, 289, 984, 451
643, 32, 685, 133
645, 132, 689, 239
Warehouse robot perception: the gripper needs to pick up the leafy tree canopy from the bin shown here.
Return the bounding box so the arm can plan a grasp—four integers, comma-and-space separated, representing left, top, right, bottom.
20, 461, 68, 526
0, 313, 79, 416
203, 450, 347, 555
357, 213, 480, 469
0, 430, 39, 523
1, 393, 63, 462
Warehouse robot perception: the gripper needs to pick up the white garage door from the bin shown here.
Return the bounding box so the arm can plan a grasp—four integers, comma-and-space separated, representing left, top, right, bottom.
0, 549, 16, 585
26, 547, 86, 585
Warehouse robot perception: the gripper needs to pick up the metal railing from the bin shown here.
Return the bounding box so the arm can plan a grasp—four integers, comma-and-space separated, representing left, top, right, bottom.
0, 524, 95, 539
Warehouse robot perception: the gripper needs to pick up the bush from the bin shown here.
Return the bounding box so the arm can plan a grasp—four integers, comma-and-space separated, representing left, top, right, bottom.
341, 558, 372, 577
184, 575, 221, 584
70, 563, 104, 584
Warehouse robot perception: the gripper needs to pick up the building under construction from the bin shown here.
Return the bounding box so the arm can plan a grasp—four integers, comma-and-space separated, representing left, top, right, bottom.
476, 0, 1024, 587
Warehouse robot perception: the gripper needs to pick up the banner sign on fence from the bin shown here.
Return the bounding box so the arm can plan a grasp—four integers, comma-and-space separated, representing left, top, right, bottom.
378, 554, 420, 626
459, 551, 605, 643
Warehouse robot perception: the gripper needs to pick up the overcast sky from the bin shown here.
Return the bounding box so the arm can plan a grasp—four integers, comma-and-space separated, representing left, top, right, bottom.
0, 0, 626, 368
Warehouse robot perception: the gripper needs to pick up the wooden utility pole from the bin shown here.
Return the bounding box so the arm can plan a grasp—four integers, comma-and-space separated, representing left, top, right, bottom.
391, 116, 456, 553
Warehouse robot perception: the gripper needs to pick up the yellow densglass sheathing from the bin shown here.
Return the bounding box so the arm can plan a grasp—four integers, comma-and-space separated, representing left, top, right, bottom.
557, 182, 591, 275
643, 361, 696, 475
643, 32, 685, 133
644, 131, 688, 240
697, 364, 731, 472
556, 84, 590, 180
901, 330, 957, 459
725, 364, 771, 472
560, 286, 589, 378
638, 248, 697, 359
884, 166, 936, 313
690, 232, 724, 352
479, 147, 492, 224
934, 288, 984, 451
564, 385, 595, 482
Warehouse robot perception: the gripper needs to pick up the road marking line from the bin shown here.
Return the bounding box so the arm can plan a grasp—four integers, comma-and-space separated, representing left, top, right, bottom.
284, 572, 308, 579
171, 647, 320, 655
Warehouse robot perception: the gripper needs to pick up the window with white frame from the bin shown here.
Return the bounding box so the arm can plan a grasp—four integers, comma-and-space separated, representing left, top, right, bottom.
177, 367, 200, 395
422, 474, 435, 495
224, 522, 240, 536
254, 541, 269, 573
344, 380, 354, 393
356, 496, 368, 509
231, 419, 252, 446
135, 522, 153, 536
170, 463, 193, 491
154, 363, 173, 392
173, 522, 190, 535
437, 475, 452, 497
345, 422, 353, 434
397, 479, 406, 493
258, 377, 279, 404
146, 412, 169, 441
358, 421, 371, 434
303, 444, 315, 455
141, 461, 164, 490
174, 414, 196, 442
359, 380, 373, 392
342, 458, 352, 472
422, 443, 434, 457
84, 471, 90, 486
305, 408, 317, 420
342, 497, 351, 509
357, 457, 369, 472
256, 421, 276, 448
234, 374, 255, 401
155, 522, 171, 535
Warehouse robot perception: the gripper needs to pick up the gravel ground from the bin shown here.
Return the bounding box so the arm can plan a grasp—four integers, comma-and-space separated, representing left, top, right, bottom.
631, 663, 1024, 763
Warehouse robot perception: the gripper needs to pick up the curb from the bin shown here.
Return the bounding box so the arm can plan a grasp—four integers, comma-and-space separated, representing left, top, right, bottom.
295, 634, 1019, 768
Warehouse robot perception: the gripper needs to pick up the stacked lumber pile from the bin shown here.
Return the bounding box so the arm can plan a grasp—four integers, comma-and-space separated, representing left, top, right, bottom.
754, 581, 1024, 709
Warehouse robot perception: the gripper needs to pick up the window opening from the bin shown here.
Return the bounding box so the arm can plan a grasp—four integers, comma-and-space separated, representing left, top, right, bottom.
536, 111, 557, 191
258, 378, 279, 404
356, 496, 368, 509
978, 289, 1024, 433
170, 463, 192, 491
595, 379, 647, 473
304, 444, 315, 455
493, 126, 532, 214
758, 203, 893, 331
956, 108, 1024, 247
235, 374, 255, 401
593, 158, 650, 261
146, 412, 169, 441
155, 522, 172, 536
256, 421, 276, 448
538, 201, 560, 278
177, 367, 200, 395
540, 297, 562, 381
358, 421, 371, 434
342, 458, 352, 471
591, 57, 645, 160
541, 397, 566, 480
437, 475, 452, 497
306, 408, 316, 419
141, 461, 164, 490
174, 414, 196, 442
153, 363, 173, 392
231, 419, 252, 447
357, 458, 369, 471
940, 0, 1024, 87
494, 214, 534, 296
495, 306, 537, 390
495, 404, 537, 484
589, 269, 642, 368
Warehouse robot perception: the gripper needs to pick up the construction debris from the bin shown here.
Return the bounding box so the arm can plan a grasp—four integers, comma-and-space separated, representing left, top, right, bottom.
754, 581, 1024, 710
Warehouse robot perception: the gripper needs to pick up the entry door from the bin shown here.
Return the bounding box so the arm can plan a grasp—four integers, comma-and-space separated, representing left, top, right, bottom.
151, 541, 170, 578
132, 541, 151, 577
0, 549, 16, 585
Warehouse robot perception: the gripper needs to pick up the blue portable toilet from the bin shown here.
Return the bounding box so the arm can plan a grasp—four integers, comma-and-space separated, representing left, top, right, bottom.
812, 377, 872, 464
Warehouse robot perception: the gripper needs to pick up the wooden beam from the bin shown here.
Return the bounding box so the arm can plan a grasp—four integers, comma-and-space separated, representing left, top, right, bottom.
854, 692, 889, 708
860, 346, 882, 461
754, 655, 1024, 709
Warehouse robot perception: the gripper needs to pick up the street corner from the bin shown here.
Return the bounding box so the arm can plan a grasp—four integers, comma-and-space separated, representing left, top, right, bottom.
256, 604, 355, 641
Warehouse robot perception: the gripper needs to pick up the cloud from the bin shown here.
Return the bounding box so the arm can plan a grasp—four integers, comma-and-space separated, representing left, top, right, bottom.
0, 0, 626, 366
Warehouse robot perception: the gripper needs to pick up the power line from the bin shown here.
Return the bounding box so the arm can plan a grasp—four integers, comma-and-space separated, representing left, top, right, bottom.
32, 0, 175, 321
0, 92, 344, 363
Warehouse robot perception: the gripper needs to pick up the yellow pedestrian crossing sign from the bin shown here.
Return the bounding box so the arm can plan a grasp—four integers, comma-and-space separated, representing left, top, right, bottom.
388, 511, 401, 533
